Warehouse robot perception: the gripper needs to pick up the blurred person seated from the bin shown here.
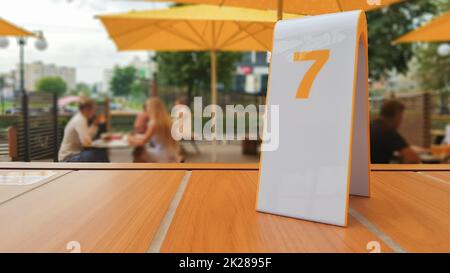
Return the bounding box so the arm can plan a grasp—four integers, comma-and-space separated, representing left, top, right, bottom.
129, 97, 180, 163
58, 97, 109, 162
370, 100, 420, 164
134, 103, 149, 134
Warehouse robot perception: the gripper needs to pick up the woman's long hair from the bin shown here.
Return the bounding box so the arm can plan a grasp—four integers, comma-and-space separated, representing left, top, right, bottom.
146, 97, 178, 149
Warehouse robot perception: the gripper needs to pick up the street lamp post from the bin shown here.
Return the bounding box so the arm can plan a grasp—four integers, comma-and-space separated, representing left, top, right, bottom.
0, 32, 47, 161
19, 37, 26, 95
437, 43, 450, 115
18, 37, 30, 161
0, 32, 47, 95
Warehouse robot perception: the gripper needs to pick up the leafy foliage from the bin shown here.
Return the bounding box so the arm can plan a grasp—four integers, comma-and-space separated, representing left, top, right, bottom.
110, 66, 146, 97
366, 0, 437, 80
35, 76, 67, 97
155, 51, 242, 105
414, 0, 450, 91
73, 82, 91, 96
415, 44, 450, 91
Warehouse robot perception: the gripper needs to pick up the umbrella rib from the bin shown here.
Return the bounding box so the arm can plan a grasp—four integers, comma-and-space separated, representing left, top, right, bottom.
215, 21, 225, 47
221, 22, 270, 50
114, 21, 169, 49
211, 20, 216, 49
216, 22, 256, 49
117, 21, 205, 50
201, 20, 209, 38
157, 23, 205, 48
336, 0, 343, 12
237, 23, 271, 50
183, 20, 211, 48
108, 20, 161, 39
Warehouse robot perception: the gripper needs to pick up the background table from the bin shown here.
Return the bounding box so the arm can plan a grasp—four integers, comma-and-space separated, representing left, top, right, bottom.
0, 162, 449, 253
91, 138, 130, 149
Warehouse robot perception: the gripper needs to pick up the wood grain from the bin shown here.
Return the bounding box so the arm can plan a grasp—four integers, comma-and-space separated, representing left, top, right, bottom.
417, 172, 450, 186
350, 171, 450, 252
161, 171, 393, 253
0, 170, 185, 253
0, 162, 259, 171
0, 170, 71, 205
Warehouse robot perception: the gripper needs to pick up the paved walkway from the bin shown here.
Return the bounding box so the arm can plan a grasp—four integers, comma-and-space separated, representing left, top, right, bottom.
110, 142, 259, 163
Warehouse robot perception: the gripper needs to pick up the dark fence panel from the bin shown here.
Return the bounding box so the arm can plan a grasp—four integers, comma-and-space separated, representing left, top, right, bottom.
13, 92, 59, 162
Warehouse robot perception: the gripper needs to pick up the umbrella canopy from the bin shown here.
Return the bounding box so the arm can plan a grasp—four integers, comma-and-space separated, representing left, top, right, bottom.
0, 17, 33, 37
394, 11, 450, 43
143, 0, 404, 16
97, 4, 298, 51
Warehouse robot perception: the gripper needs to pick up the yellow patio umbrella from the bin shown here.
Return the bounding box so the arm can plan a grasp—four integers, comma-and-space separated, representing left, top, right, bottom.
0, 17, 33, 37
98, 5, 298, 106
394, 10, 450, 43
144, 0, 404, 19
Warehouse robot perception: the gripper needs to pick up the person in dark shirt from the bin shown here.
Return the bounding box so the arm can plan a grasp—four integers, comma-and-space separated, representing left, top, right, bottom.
370, 100, 420, 164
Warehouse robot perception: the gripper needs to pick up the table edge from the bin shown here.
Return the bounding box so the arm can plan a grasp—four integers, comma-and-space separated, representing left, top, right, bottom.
2, 163, 450, 172
0, 162, 260, 171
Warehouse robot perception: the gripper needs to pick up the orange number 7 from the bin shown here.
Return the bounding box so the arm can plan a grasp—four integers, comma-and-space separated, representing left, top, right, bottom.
293, 50, 330, 99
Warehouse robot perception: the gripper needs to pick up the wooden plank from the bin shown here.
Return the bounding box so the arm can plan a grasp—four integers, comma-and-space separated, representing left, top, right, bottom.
0, 170, 71, 205
0, 162, 259, 171
350, 171, 450, 252
371, 164, 450, 171
417, 172, 450, 185
0, 170, 186, 253
161, 171, 393, 253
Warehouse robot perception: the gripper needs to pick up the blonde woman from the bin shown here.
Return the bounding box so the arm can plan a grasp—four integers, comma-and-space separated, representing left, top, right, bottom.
128, 98, 180, 163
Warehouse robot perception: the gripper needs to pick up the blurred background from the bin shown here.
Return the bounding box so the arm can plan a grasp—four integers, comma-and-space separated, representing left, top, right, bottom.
1, 0, 450, 164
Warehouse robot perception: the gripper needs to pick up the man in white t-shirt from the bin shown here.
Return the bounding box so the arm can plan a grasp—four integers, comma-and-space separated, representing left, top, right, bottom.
58, 97, 109, 162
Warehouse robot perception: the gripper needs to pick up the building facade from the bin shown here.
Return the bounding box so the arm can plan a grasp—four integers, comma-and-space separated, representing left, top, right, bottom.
13, 61, 76, 92
233, 52, 269, 95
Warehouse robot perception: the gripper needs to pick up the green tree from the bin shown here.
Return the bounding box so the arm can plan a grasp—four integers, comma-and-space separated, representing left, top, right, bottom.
367, 0, 437, 80
414, 0, 450, 114
131, 80, 147, 100
156, 51, 242, 106
110, 66, 141, 97
73, 82, 91, 96
35, 76, 67, 97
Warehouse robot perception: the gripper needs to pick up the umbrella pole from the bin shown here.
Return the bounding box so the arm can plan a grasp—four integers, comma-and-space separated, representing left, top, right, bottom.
211, 50, 218, 162
277, 0, 284, 21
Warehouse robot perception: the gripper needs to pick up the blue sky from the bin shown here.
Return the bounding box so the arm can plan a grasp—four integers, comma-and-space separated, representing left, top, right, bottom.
0, 0, 169, 84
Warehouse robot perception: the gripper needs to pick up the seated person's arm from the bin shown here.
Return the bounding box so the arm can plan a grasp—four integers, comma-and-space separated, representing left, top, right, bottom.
399, 147, 421, 164
75, 121, 93, 147
133, 113, 143, 132
391, 130, 421, 164
88, 114, 106, 138
129, 122, 156, 146
88, 124, 98, 140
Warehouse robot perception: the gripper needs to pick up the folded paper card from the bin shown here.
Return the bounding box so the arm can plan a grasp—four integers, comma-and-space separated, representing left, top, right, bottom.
257, 10, 371, 227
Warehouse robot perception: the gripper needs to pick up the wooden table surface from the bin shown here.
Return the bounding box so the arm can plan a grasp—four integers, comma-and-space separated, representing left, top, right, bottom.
0, 163, 449, 253
0, 170, 71, 205
0, 170, 186, 252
